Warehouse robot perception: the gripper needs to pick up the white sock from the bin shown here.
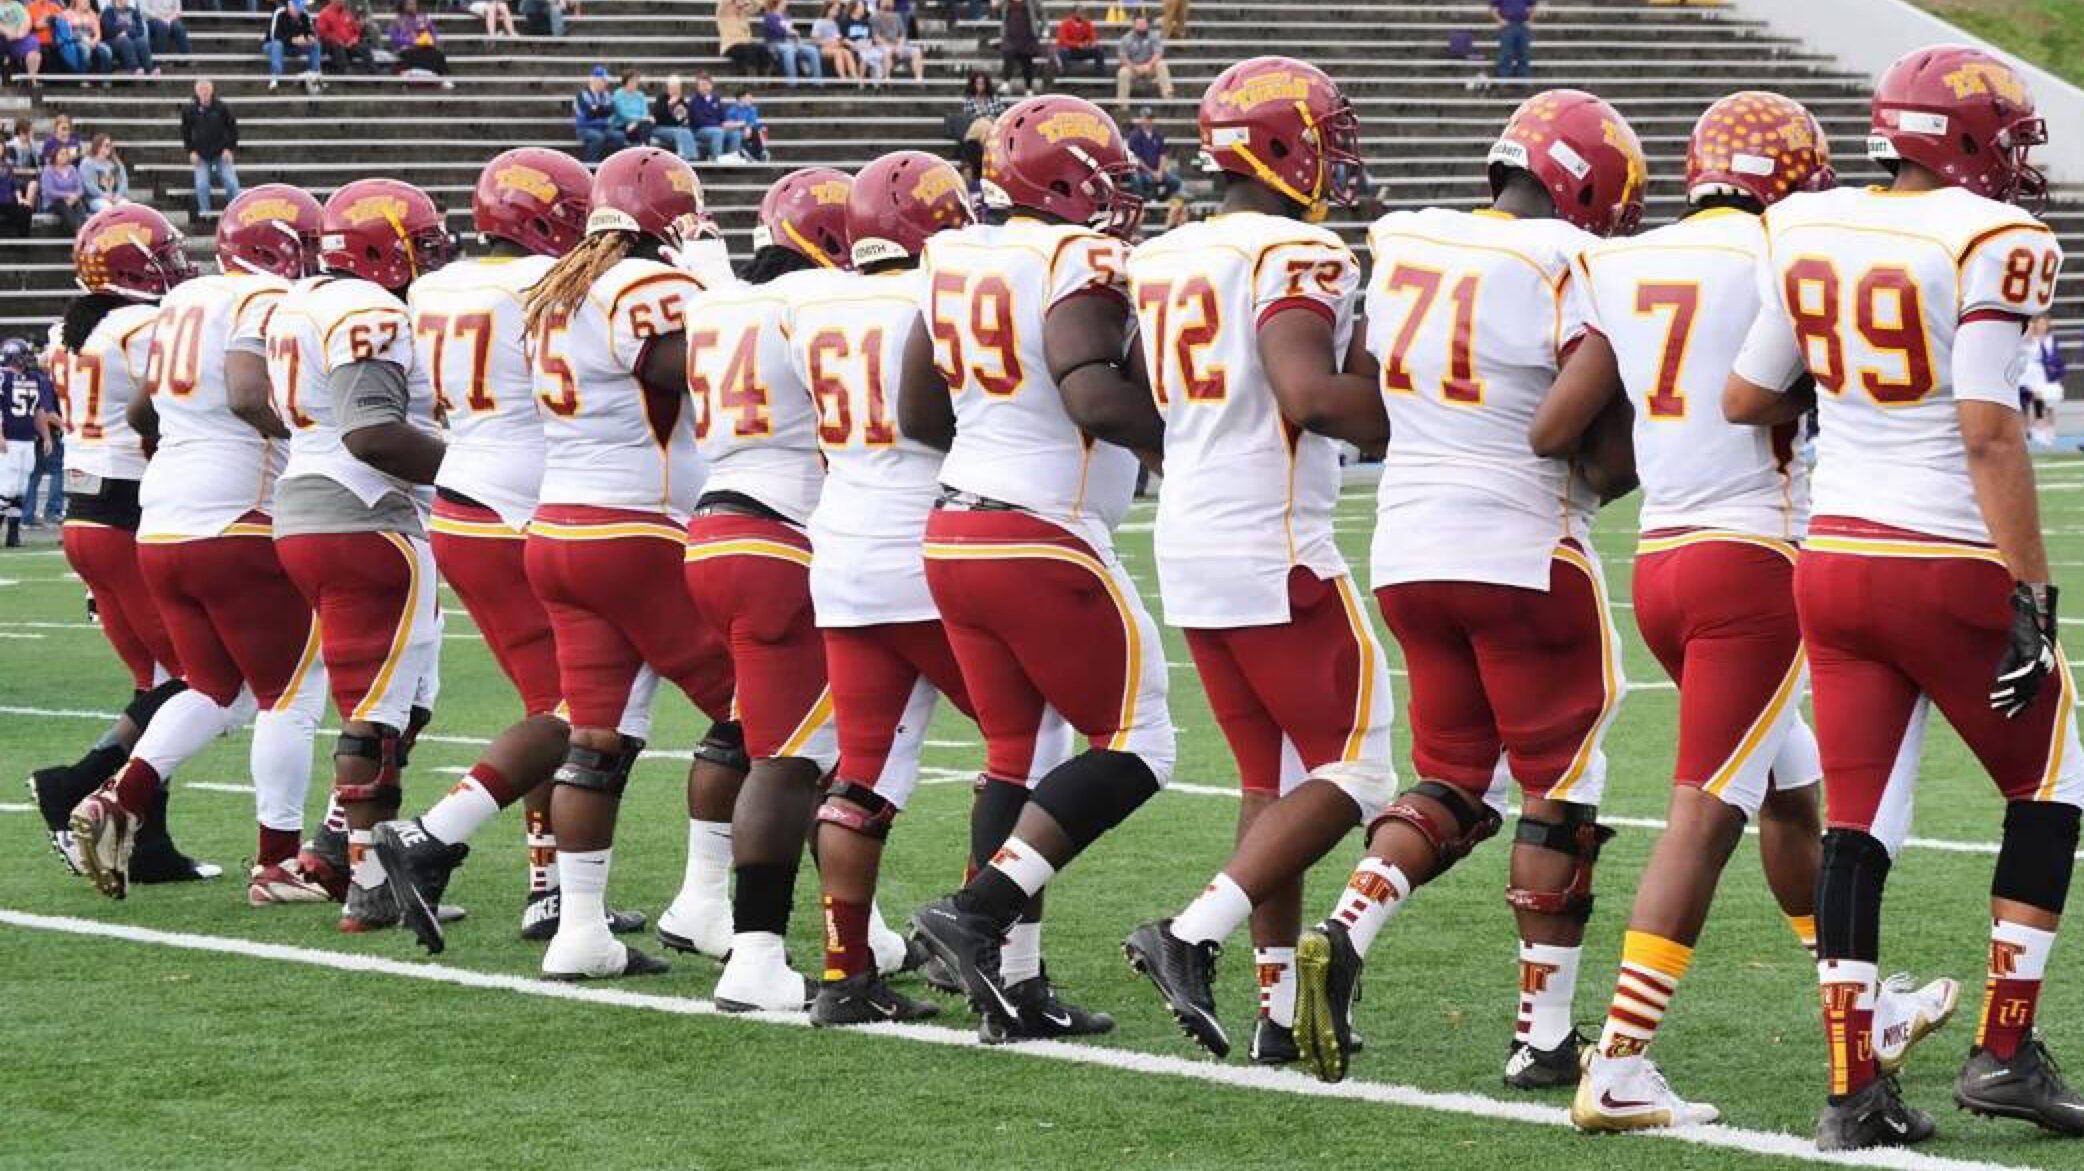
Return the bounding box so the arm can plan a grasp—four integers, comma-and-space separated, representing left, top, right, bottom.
129, 688, 233, 778
1257, 946, 1297, 1027
680, 818, 733, 902
419, 773, 502, 845
1518, 941, 1583, 1051
868, 898, 898, 944
558, 847, 613, 938
1329, 857, 1411, 956
250, 707, 316, 835
990, 835, 1057, 898
1002, 920, 1043, 984
348, 828, 385, 889
1172, 872, 1252, 945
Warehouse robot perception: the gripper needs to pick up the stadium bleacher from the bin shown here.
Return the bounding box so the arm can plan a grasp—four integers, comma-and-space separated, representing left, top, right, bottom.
3, 0, 2080, 336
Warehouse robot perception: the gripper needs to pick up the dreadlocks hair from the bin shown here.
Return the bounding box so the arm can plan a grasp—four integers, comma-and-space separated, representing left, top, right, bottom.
524, 230, 635, 340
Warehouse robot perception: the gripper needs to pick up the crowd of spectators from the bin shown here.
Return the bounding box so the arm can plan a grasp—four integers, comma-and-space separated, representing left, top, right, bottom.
720, 0, 930, 87
576, 65, 761, 164
0, 111, 136, 234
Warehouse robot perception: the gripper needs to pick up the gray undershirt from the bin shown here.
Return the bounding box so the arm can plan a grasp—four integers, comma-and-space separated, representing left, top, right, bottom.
273, 358, 427, 539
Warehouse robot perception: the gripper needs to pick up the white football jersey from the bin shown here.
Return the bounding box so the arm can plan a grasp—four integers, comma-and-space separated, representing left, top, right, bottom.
138, 272, 288, 539
267, 274, 439, 509
55, 300, 158, 481
688, 266, 826, 525
922, 218, 1138, 550
413, 254, 556, 532
534, 258, 713, 522
1130, 211, 1359, 628
1366, 208, 1599, 589
1573, 208, 1807, 541
787, 267, 945, 627
1738, 186, 2062, 544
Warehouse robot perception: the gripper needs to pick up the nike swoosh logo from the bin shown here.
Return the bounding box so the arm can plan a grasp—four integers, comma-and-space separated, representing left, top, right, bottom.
1600, 1091, 1656, 1111
1040, 1009, 1072, 1027
1882, 1116, 1908, 1135
872, 1000, 898, 1018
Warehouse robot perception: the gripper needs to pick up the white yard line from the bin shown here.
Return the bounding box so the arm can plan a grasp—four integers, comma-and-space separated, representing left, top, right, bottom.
0, 908, 2025, 1171
186, 782, 255, 795
0, 803, 34, 813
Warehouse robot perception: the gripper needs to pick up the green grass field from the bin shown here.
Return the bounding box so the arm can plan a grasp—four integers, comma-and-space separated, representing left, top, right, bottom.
1913, 0, 2084, 85
7, 462, 2084, 1171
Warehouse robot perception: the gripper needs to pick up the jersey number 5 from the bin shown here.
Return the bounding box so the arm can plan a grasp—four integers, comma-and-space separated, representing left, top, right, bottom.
929, 271, 1024, 397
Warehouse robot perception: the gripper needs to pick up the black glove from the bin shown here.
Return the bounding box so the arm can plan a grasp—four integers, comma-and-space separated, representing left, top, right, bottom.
1992, 582, 2059, 718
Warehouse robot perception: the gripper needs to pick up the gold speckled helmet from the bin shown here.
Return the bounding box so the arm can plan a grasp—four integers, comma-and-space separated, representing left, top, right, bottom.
1685, 91, 1835, 210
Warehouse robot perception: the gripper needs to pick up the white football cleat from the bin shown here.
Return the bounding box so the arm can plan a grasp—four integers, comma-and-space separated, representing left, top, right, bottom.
1874, 972, 1960, 1075
869, 901, 914, 976
1570, 1053, 1721, 1133
247, 860, 336, 906
656, 894, 733, 960
713, 931, 810, 1012
542, 929, 670, 981
70, 791, 138, 900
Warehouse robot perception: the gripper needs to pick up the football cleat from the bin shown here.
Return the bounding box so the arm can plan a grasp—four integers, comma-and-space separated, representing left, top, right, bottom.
338, 881, 401, 933
1251, 1017, 1298, 1065
1874, 973, 1960, 1076
372, 818, 470, 955
128, 786, 220, 883
1505, 1028, 1588, 1090
28, 767, 93, 875
871, 916, 928, 977
714, 933, 812, 1013
1954, 1036, 2084, 1135
979, 974, 1115, 1044
811, 971, 941, 1027
518, 890, 647, 942
69, 790, 138, 900
1292, 921, 1364, 1083
1570, 1053, 1721, 1132
1122, 918, 1228, 1058
297, 825, 350, 903
914, 929, 965, 995
247, 860, 336, 906
542, 934, 671, 982
910, 897, 1018, 1022
655, 894, 733, 960
1816, 1076, 1936, 1151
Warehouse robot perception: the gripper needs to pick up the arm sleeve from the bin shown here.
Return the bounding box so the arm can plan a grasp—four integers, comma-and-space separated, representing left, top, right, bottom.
1045, 232, 1128, 310
1251, 236, 1359, 330
1953, 315, 2030, 408
329, 357, 410, 436
1959, 226, 2062, 320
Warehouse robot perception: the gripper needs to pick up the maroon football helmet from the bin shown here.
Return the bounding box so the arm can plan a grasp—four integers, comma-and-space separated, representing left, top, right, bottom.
586, 146, 709, 248
848, 151, 976, 267
474, 148, 592, 258
1869, 44, 2047, 209
216, 184, 324, 279
1486, 88, 1647, 238
75, 204, 196, 300
1686, 91, 1835, 210
754, 167, 853, 270
319, 178, 455, 290
983, 95, 1142, 240
1200, 56, 1362, 209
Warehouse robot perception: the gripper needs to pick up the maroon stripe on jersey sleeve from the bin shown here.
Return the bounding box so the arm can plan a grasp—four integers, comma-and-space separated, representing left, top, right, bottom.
1256, 296, 1334, 330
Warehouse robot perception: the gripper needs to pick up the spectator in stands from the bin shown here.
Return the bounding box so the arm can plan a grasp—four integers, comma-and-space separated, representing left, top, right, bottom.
996, 0, 1037, 94
870, 0, 920, 80
612, 69, 653, 143
78, 132, 128, 211
100, 0, 155, 74
950, 70, 1003, 177
725, 86, 765, 159
573, 63, 616, 161
519, 0, 569, 36
6, 120, 37, 168
717, 0, 767, 75
317, 0, 374, 72
265, 0, 322, 90
180, 77, 240, 216
139, 0, 188, 55
56, 0, 113, 78
938, 0, 983, 26
1492, 0, 1532, 79
1114, 15, 1170, 102
762, 0, 820, 84
470, 0, 517, 38
688, 70, 743, 161
1160, 0, 1182, 39
1053, 4, 1100, 76
1125, 108, 1176, 199
39, 144, 84, 234
650, 73, 700, 159
39, 113, 77, 162
2, 0, 43, 84
0, 154, 34, 236
840, 0, 880, 83
388, 0, 452, 85
810, 0, 855, 80
2022, 315, 2065, 447
25, 0, 64, 73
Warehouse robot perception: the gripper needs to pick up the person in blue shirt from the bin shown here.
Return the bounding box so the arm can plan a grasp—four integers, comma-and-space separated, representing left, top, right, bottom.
687, 72, 742, 162
0, 338, 54, 547
611, 70, 653, 144
574, 64, 618, 162
723, 87, 765, 161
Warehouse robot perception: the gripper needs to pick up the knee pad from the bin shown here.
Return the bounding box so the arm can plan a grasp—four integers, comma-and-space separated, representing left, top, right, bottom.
1366, 779, 1501, 876
1818, 827, 1892, 962
1312, 760, 1398, 826
124, 678, 188, 729
552, 743, 631, 798
815, 781, 898, 841
332, 730, 401, 803
693, 719, 750, 773
1993, 801, 2081, 916
613, 734, 647, 788
1503, 802, 1613, 923
395, 704, 434, 769
1028, 749, 1160, 851
970, 775, 1028, 872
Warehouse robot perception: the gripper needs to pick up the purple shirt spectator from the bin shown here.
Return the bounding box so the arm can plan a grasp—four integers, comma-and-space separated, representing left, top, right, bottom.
1494, 0, 1533, 20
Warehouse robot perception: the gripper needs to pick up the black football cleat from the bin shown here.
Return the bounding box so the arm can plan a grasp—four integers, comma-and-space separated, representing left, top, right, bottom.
910, 897, 1018, 1021
979, 974, 1115, 1044
1504, 1028, 1588, 1090
1293, 921, 1364, 1083
1250, 1016, 1363, 1065
27, 767, 93, 875
1955, 1036, 2084, 1136
811, 971, 942, 1027
1122, 919, 1228, 1058
913, 927, 965, 995
372, 818, 470, 954
518, 890, 648, 942
128, 787, 222, 884
1816, 1076, 1937, 1151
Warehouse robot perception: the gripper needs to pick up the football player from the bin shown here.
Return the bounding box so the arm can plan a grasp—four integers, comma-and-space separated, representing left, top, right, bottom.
1532, 92, 1954, 1130
1287, 91, 1642, 1088
1121, 57, 1396, 1065
263, 178, 454, 932
1725, 45, 2084, 1148
0, 337, 52, 548
53, 204, 222, 893
520, 146, 739, 982
370, 149, 649, 952
904, 95, 1174, 1035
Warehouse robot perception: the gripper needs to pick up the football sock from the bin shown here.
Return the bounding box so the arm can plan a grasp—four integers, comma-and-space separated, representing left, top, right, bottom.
822, 894, 873, 980
1172, 873, 1252, 945
1597, 930, 1693, 1059
558, 847, 612, 941
322, 793, 349, 836
107, 759, 161, 819
1328, 857, 1411, 956
1787, 913, 1818, 958
1976, 919, 2055, 1060
733, 862, 794, 936
128, 688, 232, 778
72, 743, 128, 786
525, 807, 557, 894
1256, 946, 1296, 1027
1002, 921, 1043, 985
347, 828, 385, 889
420, 764, 515, 845
1517, 941, 1582, 1051
956, 835, 1057, 925
251, 707, 317, 843
680, 817, 733, 903
1818, 958, 1880, 1099
257, 825, 300, 868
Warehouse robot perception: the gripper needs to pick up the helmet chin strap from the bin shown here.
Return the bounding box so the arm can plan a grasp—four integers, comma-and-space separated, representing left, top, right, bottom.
1228, 99, 1327, 212
383, 210, 422, 284
781, 220, 839, 269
